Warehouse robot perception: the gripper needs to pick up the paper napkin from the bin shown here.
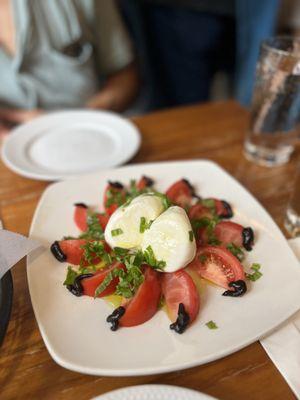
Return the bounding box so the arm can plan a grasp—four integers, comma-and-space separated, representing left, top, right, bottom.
261, 237, 300, 399
0, 229, 42, 280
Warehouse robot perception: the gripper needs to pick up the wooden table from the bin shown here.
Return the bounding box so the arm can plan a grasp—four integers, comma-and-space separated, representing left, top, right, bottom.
0, 101, 298, 400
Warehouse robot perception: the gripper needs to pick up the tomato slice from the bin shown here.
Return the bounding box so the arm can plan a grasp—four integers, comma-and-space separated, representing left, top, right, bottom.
51, 239, 107, 266
74, 203, 88, 231
74, 204, 110, 232
137, 175, 154, 190
188, 203, 212, 220
211, 198, 233, 219
119, 266, 161, 327
166, 179, 195, 208
82, 262, 125, 297
214, 221, 243, 247
188, 245, 245, 290
161, 270, 200, 323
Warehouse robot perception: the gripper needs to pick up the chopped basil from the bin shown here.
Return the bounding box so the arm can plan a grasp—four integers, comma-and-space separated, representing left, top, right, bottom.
226, 243, 245, 261
79, 212, 104, 240
143, 245, 166, 270
201, 199, 216, 210
246, 263, 263, 281
199, 254, 207, 263
105, 187, 125, 208
114, 247, 129, 258
81, 241, 111, 266
111, 228, 123, 237
189, 230, 194, 242
94, 268, 120, 298
139, 217, 153, 233
63, 266, 78, 286
191, 216, 221, 245
206, 320, 218, 329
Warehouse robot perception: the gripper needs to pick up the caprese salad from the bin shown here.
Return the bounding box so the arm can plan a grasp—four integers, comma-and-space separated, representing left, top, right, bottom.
50, 176, 261, 334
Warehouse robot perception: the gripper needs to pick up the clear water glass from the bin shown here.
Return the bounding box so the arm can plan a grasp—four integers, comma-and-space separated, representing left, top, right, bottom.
285, 165, 300, 237
244, 37, 300, 167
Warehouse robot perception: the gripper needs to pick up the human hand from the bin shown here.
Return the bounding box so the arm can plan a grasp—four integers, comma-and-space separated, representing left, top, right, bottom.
86, 63, 139, 112
0, 108, 43, 139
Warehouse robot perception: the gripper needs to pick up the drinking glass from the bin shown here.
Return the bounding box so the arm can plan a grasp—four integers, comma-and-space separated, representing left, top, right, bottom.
244, 36, 300, 167
285, 164, 300, 237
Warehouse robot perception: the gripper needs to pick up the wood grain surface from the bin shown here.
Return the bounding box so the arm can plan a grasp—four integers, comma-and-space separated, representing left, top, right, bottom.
0, 101, 298, 400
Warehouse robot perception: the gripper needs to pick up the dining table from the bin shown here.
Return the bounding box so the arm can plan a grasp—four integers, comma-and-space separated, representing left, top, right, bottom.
0, 100, 299, 400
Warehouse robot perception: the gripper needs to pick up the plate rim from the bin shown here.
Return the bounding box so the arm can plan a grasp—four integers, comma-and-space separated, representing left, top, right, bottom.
27, 159, 300, 376
91, 384, 216, 400
1, 109, 141, 181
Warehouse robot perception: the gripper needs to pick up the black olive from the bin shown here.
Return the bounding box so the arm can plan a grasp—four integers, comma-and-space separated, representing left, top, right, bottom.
141, 175, 154, 187
242, 227, 254, 251
106, 306, 126, 331
50, 241, 67, 262
182, 178, 199, 199
220, 200, 233, 218
74, 202, 88, 208
66, 273, 94, 297
108, 180, 124, 189
222, 280, 247, 297
170, 303, 190, 334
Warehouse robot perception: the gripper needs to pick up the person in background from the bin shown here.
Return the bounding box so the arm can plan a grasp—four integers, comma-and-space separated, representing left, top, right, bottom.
0, 0, 139, 137
119, 0, 280, 109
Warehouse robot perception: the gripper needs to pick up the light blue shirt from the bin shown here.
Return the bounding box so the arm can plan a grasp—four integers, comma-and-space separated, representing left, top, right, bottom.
0, 0, 133, 109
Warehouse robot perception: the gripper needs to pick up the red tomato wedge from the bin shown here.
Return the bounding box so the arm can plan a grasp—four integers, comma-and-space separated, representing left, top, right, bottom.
58, 239, 87, 265
82, 263, 125, 298
166, 179, 195, 208
103, 182, 126, 216
74, 204, 110, 232
137, 175, 154, 190
74, 203, 88, 231
161, 270, 200, 323
210, 198, 233, 219
188, 245, 245, 290
52, 239, 108, 266
188, 203, 212, 220
119, 266, 161, 327
214, 221, 243, 247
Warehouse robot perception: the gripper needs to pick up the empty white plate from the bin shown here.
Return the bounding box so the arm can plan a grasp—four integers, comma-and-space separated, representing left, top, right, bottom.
1, 110, 141, 181
92, 385, 216, 400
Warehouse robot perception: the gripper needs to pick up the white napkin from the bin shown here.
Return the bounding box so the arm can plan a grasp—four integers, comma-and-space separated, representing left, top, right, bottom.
0, 229, 42, 279
261, 237, 300, 399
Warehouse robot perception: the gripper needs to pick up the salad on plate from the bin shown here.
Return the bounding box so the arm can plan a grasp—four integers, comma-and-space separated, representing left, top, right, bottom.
50, 176, 259, 334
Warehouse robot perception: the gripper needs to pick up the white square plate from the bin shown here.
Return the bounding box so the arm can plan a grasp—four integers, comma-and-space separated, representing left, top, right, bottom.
27, 160, 300, 376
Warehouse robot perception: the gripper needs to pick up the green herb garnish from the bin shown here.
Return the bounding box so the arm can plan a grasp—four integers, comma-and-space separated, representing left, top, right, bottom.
143, 245, 166, 270
139, 217, 153, 233
94, 268, 119, 298
105, 188, 124, 208
81, 241, 111, 266
79, 212, 104, 240
206, 320, 218, 329
227, 243, 245, 261
246, 263, 263, 281
201, 199, 216, 210
63, 266, 78, 286
111, 228, 123, 237
189, 230, 194, 242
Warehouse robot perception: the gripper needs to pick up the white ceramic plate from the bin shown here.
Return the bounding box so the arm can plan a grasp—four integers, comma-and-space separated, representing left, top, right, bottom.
92, 384, 216, 400
27, 160, 300, 376
1, 110, 140, 181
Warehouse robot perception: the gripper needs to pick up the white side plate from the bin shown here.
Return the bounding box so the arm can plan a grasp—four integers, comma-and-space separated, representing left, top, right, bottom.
1, 110, 140, 181
27, 160, 300, 376
92, 384, 216, 400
